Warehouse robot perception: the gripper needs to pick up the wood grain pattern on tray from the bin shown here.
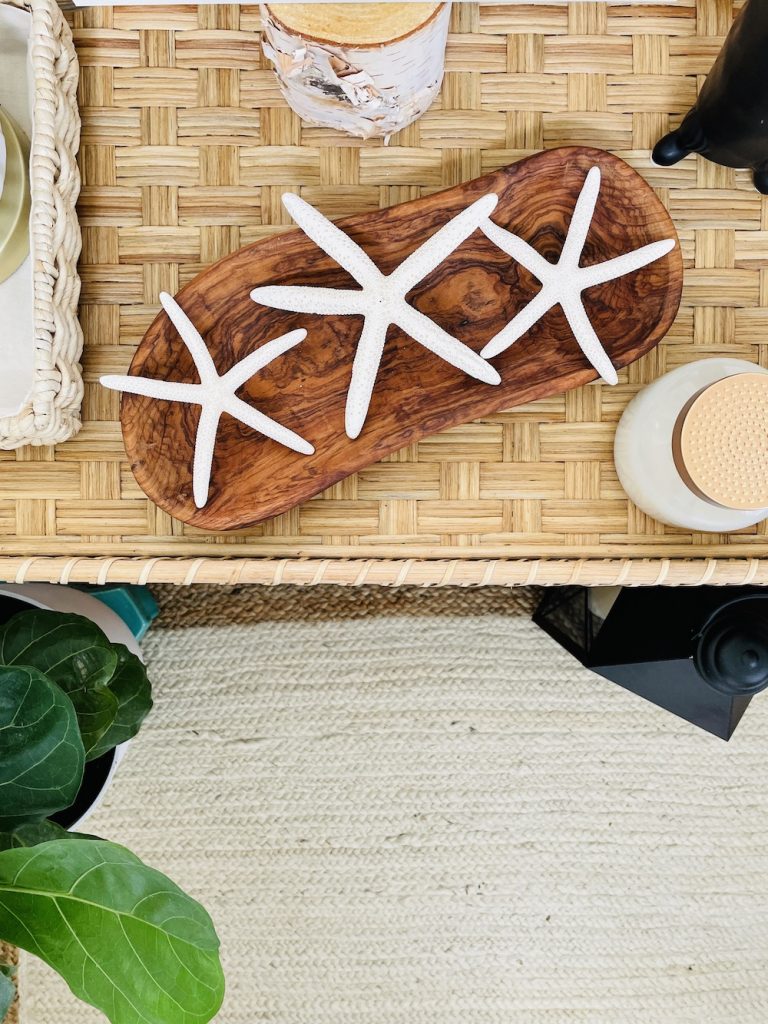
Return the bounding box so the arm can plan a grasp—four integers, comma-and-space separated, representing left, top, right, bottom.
122, 147, 681, 530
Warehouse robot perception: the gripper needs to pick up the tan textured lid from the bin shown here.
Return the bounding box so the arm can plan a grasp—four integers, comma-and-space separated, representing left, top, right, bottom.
679, 372, 768, 511
266, 3, 444, 46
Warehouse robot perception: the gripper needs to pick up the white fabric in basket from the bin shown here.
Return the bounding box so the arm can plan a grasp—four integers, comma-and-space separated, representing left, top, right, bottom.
0, 6, 34, 420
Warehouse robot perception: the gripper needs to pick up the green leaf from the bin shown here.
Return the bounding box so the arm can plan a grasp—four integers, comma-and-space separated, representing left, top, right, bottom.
0, 839, 224, 1024
0, 612, 153, 761
0, 611, 118, 696
0, 820, 72, 852
0, 963, 15, 1022
87, 645, 153, 761
0, 666, 85, 828
76, 686, 120, 761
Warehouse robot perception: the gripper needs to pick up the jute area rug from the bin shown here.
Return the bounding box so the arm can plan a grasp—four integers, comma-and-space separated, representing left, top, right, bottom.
18, 585, 768, 1023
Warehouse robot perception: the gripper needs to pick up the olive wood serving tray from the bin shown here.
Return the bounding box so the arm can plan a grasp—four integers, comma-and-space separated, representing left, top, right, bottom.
119, 146, 682, 531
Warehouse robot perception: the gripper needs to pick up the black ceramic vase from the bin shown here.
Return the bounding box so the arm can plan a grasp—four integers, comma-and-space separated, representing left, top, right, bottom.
653, 0, 768, 193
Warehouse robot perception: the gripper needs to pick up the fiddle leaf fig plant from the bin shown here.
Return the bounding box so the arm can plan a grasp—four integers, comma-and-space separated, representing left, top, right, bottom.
0, 965, 15, 1022
0, 611, 152, 760
0, 664, 85, 829
0, 840, 224, 1024
0, 607, 225, 1024
86, 643, 153, 761
0, 610, 118, 690
0, 820, 72, 852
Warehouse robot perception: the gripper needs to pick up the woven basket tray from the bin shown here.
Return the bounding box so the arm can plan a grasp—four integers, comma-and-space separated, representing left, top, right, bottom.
0, 0, 83, 449
1, 0, 767, 588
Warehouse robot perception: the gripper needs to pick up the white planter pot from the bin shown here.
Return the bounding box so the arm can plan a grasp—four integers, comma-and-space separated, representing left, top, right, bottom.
0, 583, 143, 831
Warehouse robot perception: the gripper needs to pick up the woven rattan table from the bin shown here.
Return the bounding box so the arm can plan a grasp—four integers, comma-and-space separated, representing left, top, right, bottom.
2, 0, 767, 587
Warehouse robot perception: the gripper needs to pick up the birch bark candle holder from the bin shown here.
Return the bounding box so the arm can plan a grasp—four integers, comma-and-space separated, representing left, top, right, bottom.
102, 147, 683, 532
260, 2, 450, 139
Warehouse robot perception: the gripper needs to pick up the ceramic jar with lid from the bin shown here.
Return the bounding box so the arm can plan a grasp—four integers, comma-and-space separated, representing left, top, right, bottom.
614, 358, 768, 532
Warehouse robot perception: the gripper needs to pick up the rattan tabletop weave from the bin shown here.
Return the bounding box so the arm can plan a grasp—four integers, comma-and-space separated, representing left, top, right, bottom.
2, 1, 767, 584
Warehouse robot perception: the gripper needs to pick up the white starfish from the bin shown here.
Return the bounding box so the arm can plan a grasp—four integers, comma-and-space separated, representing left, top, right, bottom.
251, 193, 501, 440
480, 166, 676, 385
100, 291, 314, 509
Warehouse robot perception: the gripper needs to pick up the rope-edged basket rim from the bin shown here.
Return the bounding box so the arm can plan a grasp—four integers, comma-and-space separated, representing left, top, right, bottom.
0, 0, 82, 449
0, 556, 766, 587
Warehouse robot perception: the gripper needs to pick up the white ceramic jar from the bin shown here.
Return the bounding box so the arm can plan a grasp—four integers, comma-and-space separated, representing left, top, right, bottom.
614, 358, 768, 532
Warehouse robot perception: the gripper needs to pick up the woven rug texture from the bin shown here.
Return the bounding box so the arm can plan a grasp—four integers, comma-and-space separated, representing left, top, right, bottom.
17, 585, 768, 1023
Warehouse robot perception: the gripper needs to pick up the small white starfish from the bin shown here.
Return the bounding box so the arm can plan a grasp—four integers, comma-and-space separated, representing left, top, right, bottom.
480, 166, 676, 385
100, 292, 314, 509
251, 193, 501, 440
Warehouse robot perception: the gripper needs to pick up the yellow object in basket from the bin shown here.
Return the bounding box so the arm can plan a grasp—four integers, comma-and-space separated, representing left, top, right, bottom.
0, 105, 31, 285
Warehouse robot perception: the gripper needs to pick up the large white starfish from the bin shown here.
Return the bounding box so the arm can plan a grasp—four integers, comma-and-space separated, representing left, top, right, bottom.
101, 292, 314, 509
480, 166, 676, 385
251, 192, 501, 440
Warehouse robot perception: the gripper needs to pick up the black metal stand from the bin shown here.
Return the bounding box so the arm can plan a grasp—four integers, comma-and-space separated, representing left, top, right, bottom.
533, 586, 768, 740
